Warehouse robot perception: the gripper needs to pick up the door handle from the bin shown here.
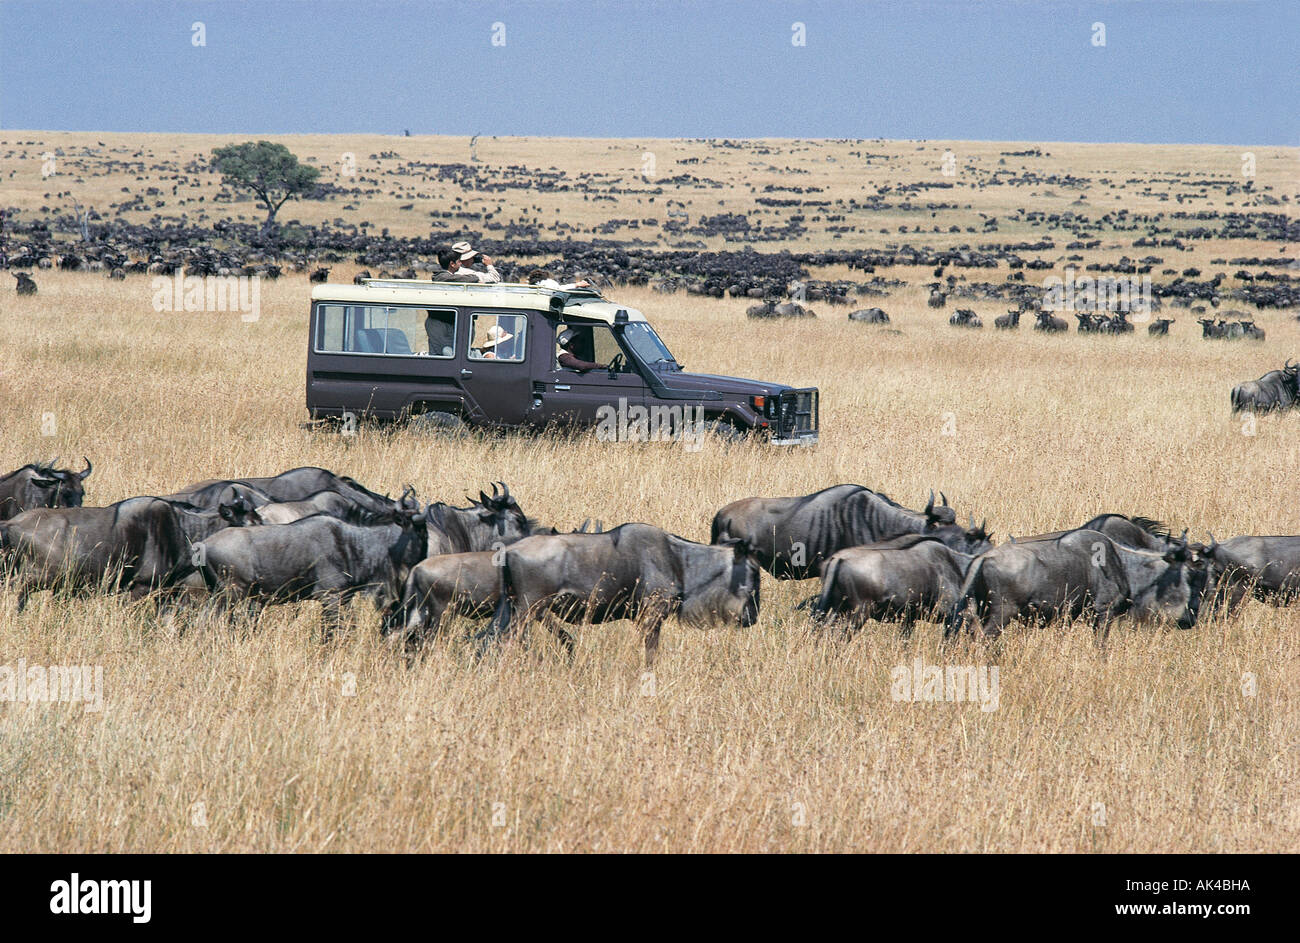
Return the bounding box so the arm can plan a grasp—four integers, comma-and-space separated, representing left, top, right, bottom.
460, 369, 473, 378
554, 384, 571, 391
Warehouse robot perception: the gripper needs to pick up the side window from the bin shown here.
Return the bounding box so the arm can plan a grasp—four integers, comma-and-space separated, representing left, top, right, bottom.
555, 323, 618, 367
468, 312, 527, 362
315, 304, 426, 356
414, 307, 456, 358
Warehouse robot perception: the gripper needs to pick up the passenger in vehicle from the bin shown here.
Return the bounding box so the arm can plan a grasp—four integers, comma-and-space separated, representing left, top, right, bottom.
556, 327, 605, 372
424, 310, 455, 356
471, 324, 514, 360
527, 268, 591, 290
450, 241, 501, 283
432, 246, 479, 283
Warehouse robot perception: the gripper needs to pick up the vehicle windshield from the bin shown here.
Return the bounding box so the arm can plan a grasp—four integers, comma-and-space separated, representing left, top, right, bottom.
621, 322, 678, 368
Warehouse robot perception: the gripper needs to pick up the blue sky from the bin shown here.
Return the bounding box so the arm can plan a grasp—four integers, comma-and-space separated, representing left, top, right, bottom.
1, 0, 1294, 144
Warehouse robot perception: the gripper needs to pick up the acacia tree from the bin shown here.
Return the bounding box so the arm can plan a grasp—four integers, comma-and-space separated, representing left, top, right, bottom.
210, 140, 321, 232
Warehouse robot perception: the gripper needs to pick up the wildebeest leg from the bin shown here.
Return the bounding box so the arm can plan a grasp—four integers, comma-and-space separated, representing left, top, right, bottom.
320, 596, 343, 643
899, 611, 916, 640
540, 614, 576, 661
402, 595, 444, 659
14, 578, 35, 613
640, 601, 674, 668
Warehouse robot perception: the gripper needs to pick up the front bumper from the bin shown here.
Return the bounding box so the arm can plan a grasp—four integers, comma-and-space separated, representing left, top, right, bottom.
770, 388, 819, 445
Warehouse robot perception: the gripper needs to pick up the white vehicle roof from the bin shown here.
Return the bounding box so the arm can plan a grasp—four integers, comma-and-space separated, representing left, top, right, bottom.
311, 279, 647, 325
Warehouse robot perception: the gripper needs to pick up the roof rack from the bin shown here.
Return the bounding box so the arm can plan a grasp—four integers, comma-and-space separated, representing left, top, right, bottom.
356, 278, 604, 300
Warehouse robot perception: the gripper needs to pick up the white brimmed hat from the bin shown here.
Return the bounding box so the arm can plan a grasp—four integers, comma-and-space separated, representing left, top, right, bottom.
482, 324, 514, 348
451, 240, 478, 261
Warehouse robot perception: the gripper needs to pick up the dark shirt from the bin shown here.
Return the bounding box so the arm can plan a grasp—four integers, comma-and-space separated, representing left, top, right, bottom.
558, 350, 603, 372
425, 314, 455, 355
432, 270, 477, 283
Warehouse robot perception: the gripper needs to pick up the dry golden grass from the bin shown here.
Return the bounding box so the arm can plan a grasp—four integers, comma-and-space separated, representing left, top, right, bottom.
2, 261, 1298, 853
2, 131, 1298, 852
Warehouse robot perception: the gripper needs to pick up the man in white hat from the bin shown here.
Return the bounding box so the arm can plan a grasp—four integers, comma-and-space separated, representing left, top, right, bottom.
449, 240, 501, 283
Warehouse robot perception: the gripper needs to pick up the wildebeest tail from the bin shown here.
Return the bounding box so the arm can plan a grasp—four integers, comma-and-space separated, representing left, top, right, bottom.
709, 512, 727, 545
809, 556, 842, 621
944, 558, 987, 639
488, 550, 514, 639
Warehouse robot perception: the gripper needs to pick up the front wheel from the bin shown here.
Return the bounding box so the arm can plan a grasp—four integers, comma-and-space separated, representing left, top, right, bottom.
699, 419, 748, 445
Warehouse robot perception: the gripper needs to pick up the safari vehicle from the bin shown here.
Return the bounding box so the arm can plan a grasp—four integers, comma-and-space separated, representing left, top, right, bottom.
306, 280, 819, 444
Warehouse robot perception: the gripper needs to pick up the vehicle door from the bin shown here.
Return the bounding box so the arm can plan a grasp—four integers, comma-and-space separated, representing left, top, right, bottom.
455, 310, 535, 426
532, 320, 648, 428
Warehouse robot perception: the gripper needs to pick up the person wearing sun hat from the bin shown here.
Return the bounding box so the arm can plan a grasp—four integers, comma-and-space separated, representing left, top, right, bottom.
449, 240, 502, 283
472, 323, 515, 360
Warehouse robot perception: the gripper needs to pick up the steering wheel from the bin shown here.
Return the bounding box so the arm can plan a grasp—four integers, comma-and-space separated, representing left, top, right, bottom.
607, 353, 625, 374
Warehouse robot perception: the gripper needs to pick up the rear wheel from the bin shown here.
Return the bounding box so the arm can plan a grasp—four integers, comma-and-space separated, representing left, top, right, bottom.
410, 410, 467, 436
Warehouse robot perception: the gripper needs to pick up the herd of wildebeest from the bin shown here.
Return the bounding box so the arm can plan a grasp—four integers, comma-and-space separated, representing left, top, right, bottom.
2, 459, 1297, 666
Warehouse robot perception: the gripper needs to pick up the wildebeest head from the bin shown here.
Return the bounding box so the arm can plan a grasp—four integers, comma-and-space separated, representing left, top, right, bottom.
217, 488, 263, 526
473, 482, 531, 541
694, 537, 761, 628
0, 457, 92, 518
387, 504, 430, 591
923, 490, 956, 527
396, 484, 421, 514
1147, 531, 1211, 630
960, 514, 994, 554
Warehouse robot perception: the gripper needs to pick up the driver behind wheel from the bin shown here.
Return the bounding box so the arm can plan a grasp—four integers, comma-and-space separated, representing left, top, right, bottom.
556, 327, 605, 372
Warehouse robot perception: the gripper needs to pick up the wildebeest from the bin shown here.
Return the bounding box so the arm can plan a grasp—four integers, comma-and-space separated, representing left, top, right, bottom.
927, 288, 946, 308
193, 504, 427, 636
946, 529, 1208, 639
1, 491, 260, 610
1230, 360, 1299, 413
1148, 318, 1175, 335
1034, 311, 1068, 333
848, 307, 889, 324
423, 482, 535, 555
711, 485, 991, 580
14, 272, 37, 295
1013, 514, 1174, 552
1201, 535, 1300, 606
0, 458, 93, 520
309, 267, 330, 283
949, 308, 982, 328
253, 489, 369, 524
386, 519, 600, 652
484, 524, 761, 666
994, 310, 1020, 330
169, 466, 399, 515
812, 533, 978, 635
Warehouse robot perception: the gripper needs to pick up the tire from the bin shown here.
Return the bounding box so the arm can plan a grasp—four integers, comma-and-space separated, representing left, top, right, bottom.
410, 410, 467, 436
700, 419, 747, 445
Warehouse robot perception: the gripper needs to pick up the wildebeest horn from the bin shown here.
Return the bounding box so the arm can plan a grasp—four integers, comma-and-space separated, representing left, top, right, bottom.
477, 490, 489, 506
78, 457, 92, 480
941, 492, 949, 507
968, 512, 975, 529
925, 490, 935, 514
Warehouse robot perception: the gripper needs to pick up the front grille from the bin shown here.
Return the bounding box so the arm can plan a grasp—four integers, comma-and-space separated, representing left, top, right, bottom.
777, 388, 818, 438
